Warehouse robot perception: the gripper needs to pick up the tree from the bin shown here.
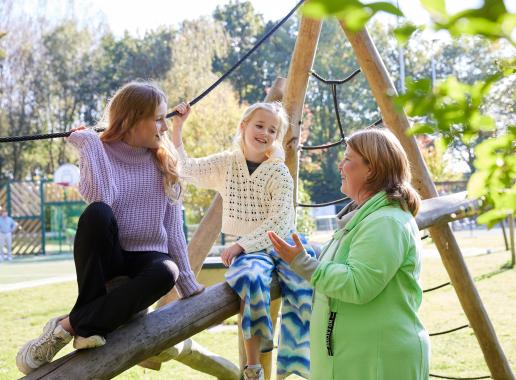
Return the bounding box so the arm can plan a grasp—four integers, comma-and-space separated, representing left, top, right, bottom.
162, 18, 244, 224
95, 28, 174, 103
302, 0, 516, 227
32, 21, 96, 174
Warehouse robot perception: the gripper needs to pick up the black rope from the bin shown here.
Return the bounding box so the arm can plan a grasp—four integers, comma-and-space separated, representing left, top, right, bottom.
429, 374, 490, 379
423, 281, 451, 293
310, 68, 361, 84
429, 324, 469, 336
0, 0, 305, 144
299, 118, 382, 151
331, 84, 345, 140
298, 196, 350, 208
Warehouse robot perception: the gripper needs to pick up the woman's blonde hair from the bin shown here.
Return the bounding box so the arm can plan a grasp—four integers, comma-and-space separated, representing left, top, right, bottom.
99, 81, 181, 201
346, 128, 421, 215
234, 102, 289, 158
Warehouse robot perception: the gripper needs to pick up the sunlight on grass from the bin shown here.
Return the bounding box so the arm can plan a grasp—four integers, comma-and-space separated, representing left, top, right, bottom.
0, 232, 514, 379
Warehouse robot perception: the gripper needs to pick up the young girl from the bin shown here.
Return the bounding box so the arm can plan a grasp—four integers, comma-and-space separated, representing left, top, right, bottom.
172, 101, 314, 380
16, 81, 203, 375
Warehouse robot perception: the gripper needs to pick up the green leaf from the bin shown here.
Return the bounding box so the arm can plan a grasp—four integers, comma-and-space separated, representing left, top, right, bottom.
300, 2, 331, 19
300, 0, 404, 28
467, 171, 489, 198
470, 113, 496, 132
394, 23, 419, 44
408, 123, 435, 135
367, 2, 403, 17
477, 209, 511, 228
337, 7, 372, 31
420, 0, 447, 20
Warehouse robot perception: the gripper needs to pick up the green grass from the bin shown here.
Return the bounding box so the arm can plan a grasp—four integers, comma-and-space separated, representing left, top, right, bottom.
0, 233, 514, 379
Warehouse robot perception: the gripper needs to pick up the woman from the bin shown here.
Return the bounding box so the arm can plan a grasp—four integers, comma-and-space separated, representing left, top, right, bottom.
269, 128, 430, 379
16, 81, 203, 375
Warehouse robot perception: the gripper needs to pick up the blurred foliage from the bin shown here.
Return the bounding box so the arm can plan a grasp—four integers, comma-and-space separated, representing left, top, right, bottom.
300, 0, 516, 226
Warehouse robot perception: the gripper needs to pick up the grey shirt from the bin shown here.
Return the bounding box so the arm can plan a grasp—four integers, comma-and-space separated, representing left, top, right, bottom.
290, 203, 359, 282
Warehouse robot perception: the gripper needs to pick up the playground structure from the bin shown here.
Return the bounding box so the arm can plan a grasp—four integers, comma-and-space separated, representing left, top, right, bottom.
4, 6, 513, 380
0, 180, 85, 255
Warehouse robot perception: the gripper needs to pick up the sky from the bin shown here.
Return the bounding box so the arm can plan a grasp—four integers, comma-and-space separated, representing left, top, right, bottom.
87, 0, 457, 36
15, 0, 514, 38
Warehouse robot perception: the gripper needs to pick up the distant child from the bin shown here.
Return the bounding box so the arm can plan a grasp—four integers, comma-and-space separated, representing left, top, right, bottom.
0, 209, 17, 261
172, 101, 314, 380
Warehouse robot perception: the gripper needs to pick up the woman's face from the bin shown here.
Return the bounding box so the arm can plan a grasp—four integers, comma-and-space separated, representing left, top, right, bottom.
338, 146, 372, 203
126, 100, 168, 149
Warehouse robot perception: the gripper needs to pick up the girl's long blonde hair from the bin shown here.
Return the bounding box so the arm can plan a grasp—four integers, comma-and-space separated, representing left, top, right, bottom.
233, 102, 289, 159
100, 81, 181, 201
346, 128, 421, 215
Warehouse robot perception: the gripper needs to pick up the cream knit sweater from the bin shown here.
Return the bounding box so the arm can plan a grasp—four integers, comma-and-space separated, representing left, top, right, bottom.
177, 144, 295, 253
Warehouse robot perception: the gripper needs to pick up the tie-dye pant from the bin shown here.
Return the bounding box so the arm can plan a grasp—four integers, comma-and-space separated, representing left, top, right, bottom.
225, 239, 315, 379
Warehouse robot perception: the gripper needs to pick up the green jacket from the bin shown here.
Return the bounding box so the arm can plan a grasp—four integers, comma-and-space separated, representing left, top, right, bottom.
310, 191, 429, 379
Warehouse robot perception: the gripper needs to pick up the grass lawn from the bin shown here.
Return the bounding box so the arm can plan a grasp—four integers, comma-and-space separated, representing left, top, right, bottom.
0, 230, 514, 379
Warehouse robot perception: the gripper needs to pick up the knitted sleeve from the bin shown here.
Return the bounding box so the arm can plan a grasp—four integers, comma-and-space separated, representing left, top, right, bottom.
164, 196, 203, 298
237, 164, 294, 253
67, 129, 116, 205
176, 144, 229, 191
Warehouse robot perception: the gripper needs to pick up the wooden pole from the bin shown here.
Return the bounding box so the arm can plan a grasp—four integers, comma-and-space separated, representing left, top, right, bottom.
282, 16, 323, 205
251, 14, 323, 379
509, 213, 515, 268
339, 23, 514, 380
500, 218, 509, 251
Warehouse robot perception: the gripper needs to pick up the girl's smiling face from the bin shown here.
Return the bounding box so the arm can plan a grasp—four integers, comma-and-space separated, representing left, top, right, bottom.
240, 109, 279, 162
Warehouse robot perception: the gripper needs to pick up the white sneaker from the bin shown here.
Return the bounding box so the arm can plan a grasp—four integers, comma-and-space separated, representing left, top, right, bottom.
243, 364, 265, 380
73, 334, 106, 350
16, 315, 72, 374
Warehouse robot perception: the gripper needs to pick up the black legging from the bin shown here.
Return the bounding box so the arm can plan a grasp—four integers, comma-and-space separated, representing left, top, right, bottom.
68, 202, 178, 337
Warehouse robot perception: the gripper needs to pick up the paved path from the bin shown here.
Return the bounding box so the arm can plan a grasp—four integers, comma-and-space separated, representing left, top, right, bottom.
0, 274, 76, 292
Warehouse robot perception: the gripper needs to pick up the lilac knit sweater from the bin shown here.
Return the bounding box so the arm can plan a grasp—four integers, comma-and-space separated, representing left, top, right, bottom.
68, 129, 201, 298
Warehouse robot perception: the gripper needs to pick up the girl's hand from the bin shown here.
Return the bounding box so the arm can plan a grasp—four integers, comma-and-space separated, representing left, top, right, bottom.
70, 125, 87, 133
268, 231, 304, 264
221, 243, 243, 267
172, 102, 191, 129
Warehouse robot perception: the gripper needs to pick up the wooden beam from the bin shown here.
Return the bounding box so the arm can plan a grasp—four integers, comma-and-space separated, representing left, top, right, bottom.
339, 23, 514, 380
23, 281, 281, 380
24, 193, 488, 379
415, 192, 480, 230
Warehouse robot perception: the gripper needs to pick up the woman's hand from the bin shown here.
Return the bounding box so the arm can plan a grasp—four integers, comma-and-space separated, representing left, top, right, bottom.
268, 231, 304, 264
221, 243, 244, 267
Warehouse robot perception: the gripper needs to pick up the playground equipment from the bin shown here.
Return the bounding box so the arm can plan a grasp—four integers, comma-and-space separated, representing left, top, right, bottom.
0, 180, 84, 255
4, 3, 513, 380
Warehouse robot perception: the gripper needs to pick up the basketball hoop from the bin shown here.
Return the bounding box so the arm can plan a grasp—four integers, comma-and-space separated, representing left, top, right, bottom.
53, 164, 80, 187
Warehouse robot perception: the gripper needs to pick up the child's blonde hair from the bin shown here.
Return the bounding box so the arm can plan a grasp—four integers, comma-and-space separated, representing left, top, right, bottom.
234, 102, 289, 159
99, 81, 181, 201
